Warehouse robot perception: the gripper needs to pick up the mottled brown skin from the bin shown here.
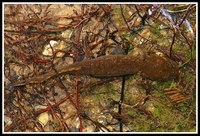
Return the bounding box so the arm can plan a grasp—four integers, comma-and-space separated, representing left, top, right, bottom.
10, 54, 179, 87
141, 55, 179, 80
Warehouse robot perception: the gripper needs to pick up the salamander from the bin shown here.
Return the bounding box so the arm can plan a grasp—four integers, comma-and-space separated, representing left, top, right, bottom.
9, 54, 179, 87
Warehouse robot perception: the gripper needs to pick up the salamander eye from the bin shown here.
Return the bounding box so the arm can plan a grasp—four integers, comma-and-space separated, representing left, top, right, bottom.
167, 59, 178, 68
162, 77, 169, 81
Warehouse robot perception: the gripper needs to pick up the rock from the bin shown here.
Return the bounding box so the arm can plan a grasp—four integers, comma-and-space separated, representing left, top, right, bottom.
4, 115, 12, 127
82, 125, 96, 132
35, 105, 49, 127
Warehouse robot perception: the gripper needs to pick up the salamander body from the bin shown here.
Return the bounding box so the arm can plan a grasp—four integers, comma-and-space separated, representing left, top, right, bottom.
10, 54, 179, 87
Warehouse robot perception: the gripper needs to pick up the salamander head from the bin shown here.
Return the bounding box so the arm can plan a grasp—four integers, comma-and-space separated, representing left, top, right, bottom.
141, 54, 179, 81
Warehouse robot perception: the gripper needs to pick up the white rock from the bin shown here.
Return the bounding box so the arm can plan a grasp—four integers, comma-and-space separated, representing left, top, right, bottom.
35, 105, 49, 127
4, 115, 12, 127
37, 112, 49, 127
83, 125, 96, 132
